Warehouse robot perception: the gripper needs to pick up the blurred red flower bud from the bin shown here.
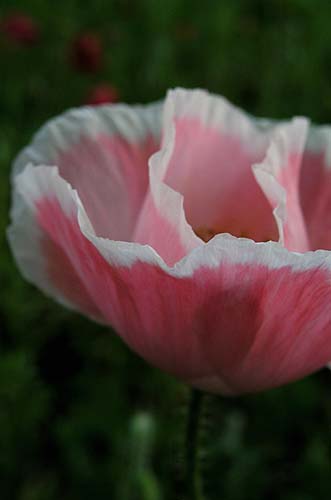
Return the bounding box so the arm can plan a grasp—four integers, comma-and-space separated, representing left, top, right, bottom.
1, 12, 39, 46
70, 33, 102, 73
86, 84, 119, 105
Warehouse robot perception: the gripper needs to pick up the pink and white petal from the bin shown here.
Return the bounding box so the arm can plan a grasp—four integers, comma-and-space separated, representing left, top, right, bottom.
300, 125, 331, 250
8, 164, 105, 321
173, 235, 331, 393
13, 102, 162, 241
253, 118, 310, 252
132, 125, 203, 266
160, 88, 279, 242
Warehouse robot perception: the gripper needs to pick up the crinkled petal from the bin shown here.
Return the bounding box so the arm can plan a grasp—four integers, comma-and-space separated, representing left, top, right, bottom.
253, 118, 310, 252
180, 235, 331, 393
13, 102, 162, 241
8, 165, 104, 321
300, 125, 331, 250
132, 124, 203, 266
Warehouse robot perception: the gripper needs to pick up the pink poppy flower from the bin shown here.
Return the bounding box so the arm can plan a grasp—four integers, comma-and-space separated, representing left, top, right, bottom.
8, 88, 331, 395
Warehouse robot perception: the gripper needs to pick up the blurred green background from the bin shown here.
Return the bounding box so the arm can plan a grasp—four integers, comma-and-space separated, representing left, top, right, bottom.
1, 0, 331, 499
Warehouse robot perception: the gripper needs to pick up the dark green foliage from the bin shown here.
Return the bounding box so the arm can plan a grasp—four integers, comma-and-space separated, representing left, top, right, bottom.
1, 0, 331, 498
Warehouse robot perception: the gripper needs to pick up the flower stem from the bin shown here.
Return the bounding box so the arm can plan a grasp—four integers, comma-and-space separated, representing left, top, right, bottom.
185, 389, 206, 500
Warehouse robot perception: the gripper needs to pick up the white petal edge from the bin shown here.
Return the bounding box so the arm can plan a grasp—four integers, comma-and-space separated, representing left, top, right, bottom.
162, 87, 279, 156
252, 117, 309, 246
305, 124, 331, 169
12, 101, 163, 179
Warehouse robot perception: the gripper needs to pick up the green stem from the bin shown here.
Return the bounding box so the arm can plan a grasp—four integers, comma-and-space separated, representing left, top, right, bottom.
185, 389, 206, 500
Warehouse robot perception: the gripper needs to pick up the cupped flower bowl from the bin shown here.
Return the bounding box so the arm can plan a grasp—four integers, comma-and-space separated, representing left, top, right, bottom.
8, 88, 331, 395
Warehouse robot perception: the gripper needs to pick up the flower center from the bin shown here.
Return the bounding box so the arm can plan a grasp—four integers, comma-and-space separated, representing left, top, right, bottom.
194, 225, 276, 243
